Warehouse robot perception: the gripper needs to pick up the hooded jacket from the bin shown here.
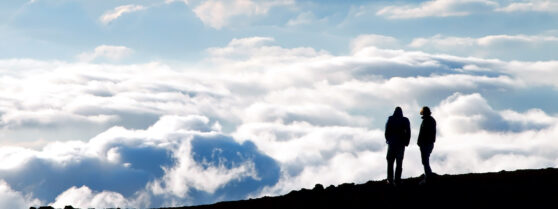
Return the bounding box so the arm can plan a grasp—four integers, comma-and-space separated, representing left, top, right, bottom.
385, 108, 411, 147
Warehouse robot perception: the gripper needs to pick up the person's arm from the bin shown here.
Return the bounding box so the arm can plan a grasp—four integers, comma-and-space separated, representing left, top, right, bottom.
417, 120, 424, 146
431, 118, 436, 143
385, 119, 390, 144
404, 118, 411, 146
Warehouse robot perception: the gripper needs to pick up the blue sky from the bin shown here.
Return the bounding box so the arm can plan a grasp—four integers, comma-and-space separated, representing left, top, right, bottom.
3, 0, 558, 61
1, 0, 558, 208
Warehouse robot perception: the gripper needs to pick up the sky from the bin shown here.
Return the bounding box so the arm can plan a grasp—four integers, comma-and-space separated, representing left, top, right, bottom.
1, 0, 558, 208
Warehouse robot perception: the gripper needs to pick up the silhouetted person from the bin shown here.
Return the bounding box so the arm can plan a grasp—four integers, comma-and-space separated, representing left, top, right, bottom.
417, 106, 436, 184
385, 107, 411, 186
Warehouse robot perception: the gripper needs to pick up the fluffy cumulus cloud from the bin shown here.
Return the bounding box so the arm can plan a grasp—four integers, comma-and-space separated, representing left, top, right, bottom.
431, 92, 558, 174
1, 35, 558, 208
100, 4, 146, 24
50, 186, 147, 208
171, 0, 294, 29
0, 115, 279, 207
0, 180, 42, 208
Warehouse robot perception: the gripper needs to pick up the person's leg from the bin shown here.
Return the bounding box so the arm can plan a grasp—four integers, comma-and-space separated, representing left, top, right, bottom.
394, 146, 405, 184
387, 158, 394, 183
420, 144, 434, 178
386, 146, 395, 183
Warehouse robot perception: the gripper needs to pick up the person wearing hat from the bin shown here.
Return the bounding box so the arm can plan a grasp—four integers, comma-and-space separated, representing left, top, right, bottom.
417, 106, 436, 184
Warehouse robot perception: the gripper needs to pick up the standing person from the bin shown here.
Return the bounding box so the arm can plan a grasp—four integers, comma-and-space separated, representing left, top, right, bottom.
417, 106, 436, 184
385, 107, 411, 186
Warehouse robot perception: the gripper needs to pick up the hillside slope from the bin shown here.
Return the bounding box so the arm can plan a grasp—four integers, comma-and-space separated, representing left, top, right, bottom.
162, 168, 558, 209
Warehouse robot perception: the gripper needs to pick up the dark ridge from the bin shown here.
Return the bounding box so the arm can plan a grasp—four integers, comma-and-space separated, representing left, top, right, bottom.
163, 168, 558, 209
34, 167, 558, 209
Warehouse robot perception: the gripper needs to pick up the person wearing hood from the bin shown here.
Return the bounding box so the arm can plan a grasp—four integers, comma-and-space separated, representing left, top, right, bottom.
417, 106, 436, 184
384, 106, 411, 186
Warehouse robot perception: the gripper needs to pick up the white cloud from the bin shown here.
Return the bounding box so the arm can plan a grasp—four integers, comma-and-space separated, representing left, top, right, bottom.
0, 180, 42, 208
476, 34, 558, 46
255, 149, 386, 196
234, 122, 383, 168
504, 60, 558, 87
242, 102, 370, 126
430, 94, 558, 175
2, 35, 558, 207
376, 0, 498, 19
0, 115, 277, 207
496, 0, 558, 12
150, 150, 259, 198
144, 116, 262, 198
206, 36, 331, 73
501, 108, 558, 129
77, 45, 133, 62
50, 186, 148, 209
239, 93, 558, 197
435, 93, 503, 134
100, 4, 146, 24
184, 0, 294, 29
286, 11, 317, 26
233, 121, 386, 196
377, 0, 558, 18
409, 34, 476, 48
408, 34, 558, 60
410, 34, 558, 48
350, 34, 401, 52
164, 0, 181, 4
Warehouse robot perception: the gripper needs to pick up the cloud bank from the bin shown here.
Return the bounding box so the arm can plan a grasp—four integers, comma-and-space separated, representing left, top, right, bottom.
408, 34, 558, 60
1, 35, 558, 208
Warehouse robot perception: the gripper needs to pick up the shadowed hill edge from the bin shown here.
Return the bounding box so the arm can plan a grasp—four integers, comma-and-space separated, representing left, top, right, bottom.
32, 167, 558, 209
162, 167, 558, 209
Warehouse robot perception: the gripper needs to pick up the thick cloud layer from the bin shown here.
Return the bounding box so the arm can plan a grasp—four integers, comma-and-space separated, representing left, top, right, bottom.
0, 115, 280, 208
1, 36, 558, 208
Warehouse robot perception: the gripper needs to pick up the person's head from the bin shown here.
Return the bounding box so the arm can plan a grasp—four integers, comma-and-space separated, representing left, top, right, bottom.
420, 106, 431, 116
393, 106, 403, 117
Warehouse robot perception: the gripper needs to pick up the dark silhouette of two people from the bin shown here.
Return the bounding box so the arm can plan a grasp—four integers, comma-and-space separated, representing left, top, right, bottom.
385, 106, 436, 186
